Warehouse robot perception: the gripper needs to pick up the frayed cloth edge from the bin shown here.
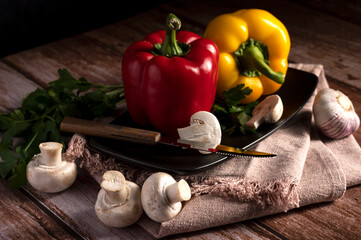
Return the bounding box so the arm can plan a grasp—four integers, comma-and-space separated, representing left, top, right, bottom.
66, 134, 299, 211
184, 175, 299, 212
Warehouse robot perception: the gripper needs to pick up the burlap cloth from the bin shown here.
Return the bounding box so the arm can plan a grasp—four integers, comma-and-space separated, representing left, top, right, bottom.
65, 63, 361, 238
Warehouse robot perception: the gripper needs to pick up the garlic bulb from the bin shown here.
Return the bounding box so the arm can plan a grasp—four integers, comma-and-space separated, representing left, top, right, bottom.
313, 88, 360, 139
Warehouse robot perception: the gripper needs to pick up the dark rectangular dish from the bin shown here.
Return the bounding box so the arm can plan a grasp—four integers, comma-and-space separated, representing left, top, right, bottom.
89, 67, 319, 175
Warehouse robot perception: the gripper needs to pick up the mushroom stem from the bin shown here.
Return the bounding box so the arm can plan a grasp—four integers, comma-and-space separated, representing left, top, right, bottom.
38, 142, 63, 166
245, 108, 268, 129
245, 94, 283, 130
101, 171, 129, 205
165, 179, 191, 204
104, 187, 129, 205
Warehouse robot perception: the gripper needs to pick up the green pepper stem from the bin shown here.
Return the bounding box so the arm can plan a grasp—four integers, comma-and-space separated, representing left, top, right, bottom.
235, 39, 285, 84
159, 13, 184, 57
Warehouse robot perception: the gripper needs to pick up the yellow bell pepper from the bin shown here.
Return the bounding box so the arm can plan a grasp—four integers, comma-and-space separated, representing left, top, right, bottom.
204, 9, 290, 104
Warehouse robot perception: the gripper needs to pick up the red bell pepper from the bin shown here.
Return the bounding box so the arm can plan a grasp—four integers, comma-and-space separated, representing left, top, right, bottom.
122, 13, 219, 137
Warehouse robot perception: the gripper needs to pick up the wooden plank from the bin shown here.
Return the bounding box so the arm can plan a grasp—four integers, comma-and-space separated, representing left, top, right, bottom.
82, 10, 166, 52
0, 179, 75, 240
294, 0, 361, 25
3, 34, 124, 87
0, 61, 40, 111
168, 221, 285, 240
257, 185, 361, 239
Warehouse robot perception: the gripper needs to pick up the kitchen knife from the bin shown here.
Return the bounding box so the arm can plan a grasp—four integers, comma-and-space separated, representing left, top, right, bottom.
60, 116, 276, 158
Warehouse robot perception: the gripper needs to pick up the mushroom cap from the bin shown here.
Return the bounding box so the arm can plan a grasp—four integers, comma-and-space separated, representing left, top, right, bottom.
26, 153, 77, 193
189, 111, 222, 140
95, 181, 143, 228
190, 111, 221, 130
141, 172, 183, 223
178, 111, 222, 154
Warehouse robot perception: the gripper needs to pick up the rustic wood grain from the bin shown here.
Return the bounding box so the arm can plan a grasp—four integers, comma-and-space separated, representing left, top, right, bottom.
258, 185, 361, 239
3, 34, 124, 88
0, 179, 75, 240
295, 0, 361, 25
0, 61, 40, 111
168, 220, 286, 240
0, 0, 360, 239
60, 117, 161, 145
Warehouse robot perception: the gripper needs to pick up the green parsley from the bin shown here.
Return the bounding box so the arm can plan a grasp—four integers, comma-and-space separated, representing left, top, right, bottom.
212, 84, 258, 135
0, 69, 125, 189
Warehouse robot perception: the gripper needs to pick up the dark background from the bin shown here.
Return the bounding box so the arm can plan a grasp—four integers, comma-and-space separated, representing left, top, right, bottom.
1, 0, 359, 58
0, 0, 168, 58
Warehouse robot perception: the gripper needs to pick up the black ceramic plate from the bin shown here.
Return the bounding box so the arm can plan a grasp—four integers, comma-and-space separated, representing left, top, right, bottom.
89, 68, 318, 175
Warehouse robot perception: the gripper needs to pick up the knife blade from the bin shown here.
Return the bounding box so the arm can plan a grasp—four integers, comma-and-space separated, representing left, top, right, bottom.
60, 116, 276, 158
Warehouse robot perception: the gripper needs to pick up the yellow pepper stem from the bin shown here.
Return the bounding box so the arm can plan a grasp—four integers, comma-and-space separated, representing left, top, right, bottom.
235, 39, 285, 84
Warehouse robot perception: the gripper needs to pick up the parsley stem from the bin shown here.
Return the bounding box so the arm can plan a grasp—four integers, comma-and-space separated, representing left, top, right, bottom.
93, 84, 124, 90
23, 122, 41, 152
0, 115, 37, 124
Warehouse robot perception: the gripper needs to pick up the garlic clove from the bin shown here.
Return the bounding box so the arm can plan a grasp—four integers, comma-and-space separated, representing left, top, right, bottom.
313, 88, 360, 139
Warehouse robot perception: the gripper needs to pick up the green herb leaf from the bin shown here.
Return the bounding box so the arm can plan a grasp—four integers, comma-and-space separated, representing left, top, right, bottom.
0, 146, 18, 178
212, 83, 258, 136
223, 84, 253, 107
8, 160, 27, 189
0, 69, 125, 189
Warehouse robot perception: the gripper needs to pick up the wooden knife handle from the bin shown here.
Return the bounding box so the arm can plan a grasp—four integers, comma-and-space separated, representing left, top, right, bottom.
60, 116, 161, 145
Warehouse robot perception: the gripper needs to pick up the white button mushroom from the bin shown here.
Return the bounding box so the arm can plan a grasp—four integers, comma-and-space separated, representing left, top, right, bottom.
95, 170, 143, 228
245, 94, 284, 129
141, 172, 191, 223
177, 111, 222, 154
26, 142, 77, 193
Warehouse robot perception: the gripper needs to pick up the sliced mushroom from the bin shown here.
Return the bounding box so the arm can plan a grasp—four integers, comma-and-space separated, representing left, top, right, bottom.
95, 170, 143, 228
141, 172, 191, 223
245, 94, 283, 129
177, 111, 222, 154
26, 142, 77, 193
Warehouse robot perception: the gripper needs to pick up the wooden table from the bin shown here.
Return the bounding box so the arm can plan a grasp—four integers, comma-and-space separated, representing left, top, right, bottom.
1, 0, 360, 239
